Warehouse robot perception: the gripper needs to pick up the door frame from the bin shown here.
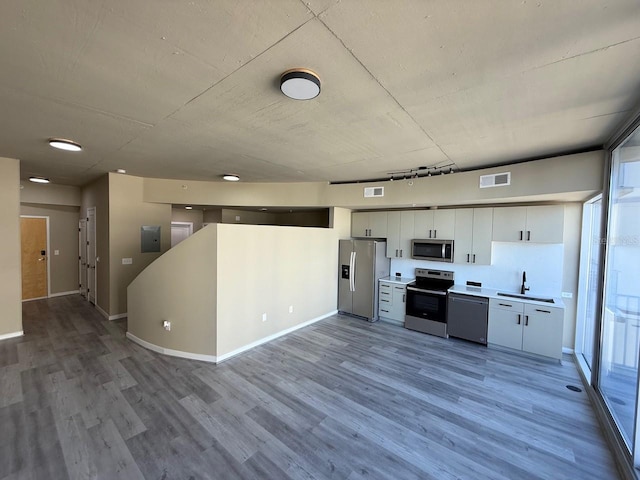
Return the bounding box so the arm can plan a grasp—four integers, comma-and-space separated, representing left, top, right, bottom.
20, 215, 51, 300
79, 218, 87, 298
87, 207, 97, 305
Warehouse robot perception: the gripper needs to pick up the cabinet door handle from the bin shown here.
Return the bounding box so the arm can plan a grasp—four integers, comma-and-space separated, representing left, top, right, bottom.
527, 230, 531, 241
525, 315, 529, 326
434, 229, 437, 238
402, 294, 405, 303
428, 229, 432, 239
519, 230, 523, 241
466, 254, 470, 263
400, 249, 403, 257
498, 303, 512, 307
381, 299, 390, 303
535, 309, 551, 314
472, 254, 476, 263
381, 309, 389, 313
396, 249, 399, 257
517, 314, 521, 325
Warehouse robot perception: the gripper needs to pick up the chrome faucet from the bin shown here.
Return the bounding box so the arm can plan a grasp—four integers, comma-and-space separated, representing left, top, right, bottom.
521, 271, 530, 295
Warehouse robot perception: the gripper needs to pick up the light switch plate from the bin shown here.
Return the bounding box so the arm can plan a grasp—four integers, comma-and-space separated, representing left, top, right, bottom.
561, 292, 573, 298
54, 250, 60, 255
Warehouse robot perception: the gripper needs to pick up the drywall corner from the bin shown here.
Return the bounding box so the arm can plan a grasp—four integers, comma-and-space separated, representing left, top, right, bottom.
0, 157, 23, 336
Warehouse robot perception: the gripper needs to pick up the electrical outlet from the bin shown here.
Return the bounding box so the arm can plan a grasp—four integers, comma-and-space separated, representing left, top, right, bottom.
262, 313, 267, 322
54, 250, 60, 255
122, 258, 133, 265
163, 320, 171, 331
561, 292, 573, 299
289, 305, 294, 313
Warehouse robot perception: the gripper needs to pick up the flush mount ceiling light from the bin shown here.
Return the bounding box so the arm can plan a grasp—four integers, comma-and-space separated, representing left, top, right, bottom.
222, 174, 240, 182
280, 68, 321, 100
29, 176, 50, 184
48, 138, 82, 152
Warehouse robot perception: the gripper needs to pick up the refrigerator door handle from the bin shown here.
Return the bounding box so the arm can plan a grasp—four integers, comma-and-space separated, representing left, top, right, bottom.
351, 251, 356, 291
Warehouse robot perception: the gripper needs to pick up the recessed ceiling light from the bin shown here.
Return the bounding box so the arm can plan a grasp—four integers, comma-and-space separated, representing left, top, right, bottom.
116, 168, 126, 174
29, 176, 50, 184
280, 68, 321, 100
48, 138, 82, 152
185, 206, 193, 210
223, 174, 240, 182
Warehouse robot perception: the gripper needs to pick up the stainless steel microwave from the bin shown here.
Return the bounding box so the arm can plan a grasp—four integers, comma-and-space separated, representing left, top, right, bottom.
411, 239, 454, 262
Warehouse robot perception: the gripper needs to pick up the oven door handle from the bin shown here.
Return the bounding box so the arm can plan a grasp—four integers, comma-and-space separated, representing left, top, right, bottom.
406, 287, 447, 296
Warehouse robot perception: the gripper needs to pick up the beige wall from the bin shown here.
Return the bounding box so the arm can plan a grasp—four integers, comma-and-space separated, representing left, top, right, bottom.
20, 204, 80, 295
221, 208, 277, 225
216, 223, 343, 356
127, 225, 217, 356
143, 151, 604, 208
81, 175, 110, 314
203, 209, 222, 223
109, 173, 171, 315
562, 203, 584, 350
171, 208, 204, 232
0, 157, 22, 336
274, 210, 330, 227
21, 182, 81, 206
126, 211, 351, 360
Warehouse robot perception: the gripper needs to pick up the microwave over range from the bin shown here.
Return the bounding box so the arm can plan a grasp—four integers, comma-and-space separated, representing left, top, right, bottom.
411, 239, 454, 263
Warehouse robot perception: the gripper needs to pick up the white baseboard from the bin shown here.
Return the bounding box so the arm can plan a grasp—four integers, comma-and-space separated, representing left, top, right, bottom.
216, 310, 337, 363
125, 310, 337, 365
562, 347, 575, 355
95, 304, 127, 321
126, 332, 217, 363
49, 290, 80, 298
0, 331, 24, 341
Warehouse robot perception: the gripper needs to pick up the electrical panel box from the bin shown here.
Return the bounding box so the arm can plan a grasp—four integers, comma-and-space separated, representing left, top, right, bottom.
141, 226, 161, 253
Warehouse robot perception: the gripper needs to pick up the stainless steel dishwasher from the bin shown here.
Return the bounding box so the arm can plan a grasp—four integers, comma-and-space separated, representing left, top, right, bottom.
447, 293, 489, 344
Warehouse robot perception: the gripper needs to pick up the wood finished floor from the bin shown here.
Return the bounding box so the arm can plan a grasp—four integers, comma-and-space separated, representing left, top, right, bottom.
1, 295, 621, 480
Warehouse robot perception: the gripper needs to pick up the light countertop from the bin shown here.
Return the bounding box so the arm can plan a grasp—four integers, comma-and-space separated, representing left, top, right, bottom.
448, 284, 565, 308
379, 276, 415, 285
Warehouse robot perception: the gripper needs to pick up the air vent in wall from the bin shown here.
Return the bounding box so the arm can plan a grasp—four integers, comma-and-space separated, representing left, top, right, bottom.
479, 172, 511, 188
364, 186, 384, 198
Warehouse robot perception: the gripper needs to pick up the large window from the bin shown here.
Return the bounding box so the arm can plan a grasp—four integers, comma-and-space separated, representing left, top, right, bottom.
599, 125, 640, 450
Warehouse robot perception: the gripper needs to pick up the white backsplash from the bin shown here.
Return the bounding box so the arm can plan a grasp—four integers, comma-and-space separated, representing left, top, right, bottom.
390, 242, 564, 297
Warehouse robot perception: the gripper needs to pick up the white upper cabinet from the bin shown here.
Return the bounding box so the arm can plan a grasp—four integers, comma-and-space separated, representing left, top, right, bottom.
352, 211, 388, 238
453, 208, 493, 265
386, 211, 414, 258
414, 210, 455, 239
492, 205, 564, 243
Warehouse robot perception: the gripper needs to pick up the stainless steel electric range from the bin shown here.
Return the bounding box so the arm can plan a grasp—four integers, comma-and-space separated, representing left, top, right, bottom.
404, 268, 454, 338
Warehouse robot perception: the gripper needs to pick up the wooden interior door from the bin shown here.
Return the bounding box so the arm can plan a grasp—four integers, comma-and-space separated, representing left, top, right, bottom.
21, 217, 48, 300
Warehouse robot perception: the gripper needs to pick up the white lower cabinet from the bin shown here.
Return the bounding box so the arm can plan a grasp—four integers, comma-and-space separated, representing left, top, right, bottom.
488, 298, 563, 360
378, 281, 406, 325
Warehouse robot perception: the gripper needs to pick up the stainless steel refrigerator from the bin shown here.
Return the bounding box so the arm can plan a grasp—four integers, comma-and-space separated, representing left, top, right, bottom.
338, 239, 390, 321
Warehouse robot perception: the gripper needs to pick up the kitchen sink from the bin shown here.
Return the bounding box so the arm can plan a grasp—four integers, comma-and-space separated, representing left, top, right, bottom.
497, 292, 555, 303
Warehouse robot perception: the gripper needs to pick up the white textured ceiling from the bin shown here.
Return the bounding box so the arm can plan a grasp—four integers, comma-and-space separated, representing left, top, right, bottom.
1, 0, 639, 186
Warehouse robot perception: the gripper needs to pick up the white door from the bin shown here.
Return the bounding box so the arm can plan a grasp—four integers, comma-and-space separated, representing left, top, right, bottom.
79, 219, 87, 297
171, 222, 193, 247
87, 207, 96, 305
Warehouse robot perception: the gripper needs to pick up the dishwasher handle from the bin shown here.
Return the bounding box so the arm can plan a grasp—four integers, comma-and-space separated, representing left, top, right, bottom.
449, 294, 489, 306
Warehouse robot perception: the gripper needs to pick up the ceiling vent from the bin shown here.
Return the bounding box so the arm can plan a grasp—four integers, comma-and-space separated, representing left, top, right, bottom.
479, 172, 511, 188
364, 186, 384, 198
